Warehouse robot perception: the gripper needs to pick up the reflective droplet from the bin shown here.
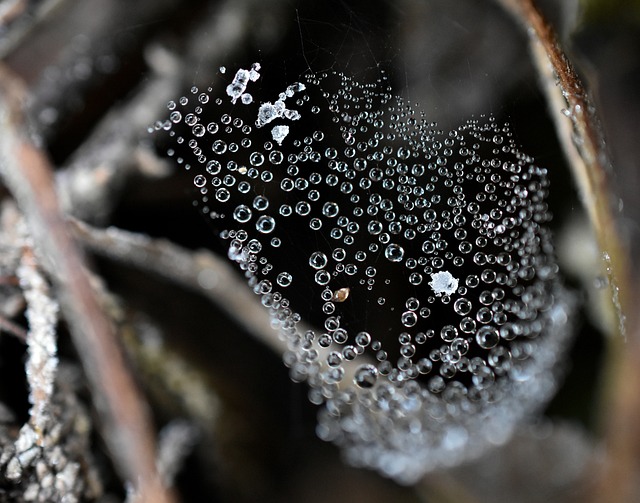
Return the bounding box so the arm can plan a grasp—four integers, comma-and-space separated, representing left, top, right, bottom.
453, 298, 472, 315
354, 364, 378, 388
215, 188, 230, 202
476, 326, 500, 349
309, 251, 328, 269
255, 215, 275, 233
401, 311, 417, 327
250, 152, 264, 166
355, 332, 371, 347
384, 243, 404, 262
253, 195, 269, 211
368, 220, 383, 235
233, 205, 252, 223
212, 140, 227, 154
315, 270, 331, 285
206, 160, 221, 175
277, 272, 293, 287
193, 174, 207, 188
322, 202, 339, 217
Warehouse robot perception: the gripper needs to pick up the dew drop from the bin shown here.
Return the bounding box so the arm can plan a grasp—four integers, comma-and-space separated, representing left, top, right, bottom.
255, 215, 275, 233
215, 188, 230, 202
233, 205, 252, 223
355, 332, 371, 347
277, 272, 293, 287
476, 326, 500, 349
322, 202, 339, 217
453, 298, 472, 316
309, 251, 328, 269
192, 124, 205, 137
354, 364, 378, 388
384, 243, 404, 262
193, 174, 207, 188
212, 140, 227, 154
315, 270, 331, 285
401, 311, 417, 327
250, 152, 265, 166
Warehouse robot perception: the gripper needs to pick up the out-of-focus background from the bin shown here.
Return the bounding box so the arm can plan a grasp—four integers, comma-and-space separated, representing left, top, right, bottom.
0, 0, 638, 501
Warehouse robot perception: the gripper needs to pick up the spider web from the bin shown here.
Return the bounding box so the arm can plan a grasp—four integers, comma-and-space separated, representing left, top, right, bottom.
152, 0, 575, 483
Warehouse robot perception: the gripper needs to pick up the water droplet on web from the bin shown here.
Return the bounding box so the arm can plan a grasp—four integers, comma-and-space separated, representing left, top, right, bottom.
215, 188, 229, 202
309, 251, 328, 269
476, 325, 500, 349
255, 215, 275, 233
384, 243, 404, 262
232, 204, 252, 223
453, 297, 472, 315
322, 202, 339, 218
192, 124, 205, 137
193, 174, 206, 188
277, 272, 293, 287
354, 364, 378, 388
401, 311, 418, 327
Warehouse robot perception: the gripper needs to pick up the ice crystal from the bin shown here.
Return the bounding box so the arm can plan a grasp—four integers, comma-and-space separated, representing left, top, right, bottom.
16, 232, 59, 444
152, 64, 573, 483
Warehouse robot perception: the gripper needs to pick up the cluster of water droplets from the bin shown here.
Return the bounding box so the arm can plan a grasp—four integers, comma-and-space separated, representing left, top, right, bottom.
152, 64, 573, 483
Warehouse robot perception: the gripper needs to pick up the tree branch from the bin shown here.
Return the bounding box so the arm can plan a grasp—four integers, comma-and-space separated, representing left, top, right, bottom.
0, 63, 176, 503
495, 1, 640, 501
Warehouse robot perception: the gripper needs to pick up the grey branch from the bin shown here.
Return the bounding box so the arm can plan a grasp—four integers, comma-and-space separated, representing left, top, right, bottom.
0, 63, 177, 503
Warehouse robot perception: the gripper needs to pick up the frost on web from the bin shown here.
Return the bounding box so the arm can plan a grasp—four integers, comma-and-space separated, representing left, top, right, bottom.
151, 64, 574, 483
429, 271, 458, 297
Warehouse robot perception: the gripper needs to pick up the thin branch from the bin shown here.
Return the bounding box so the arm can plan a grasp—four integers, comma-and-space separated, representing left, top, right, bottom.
156, 420, 198, 487
69, 219, 373, 387
70, 218, 289, 355
16, 244, 59, 443
496, 0, 631, 330
56, 0, 280, 225
125, 315, 222, 429
495, 1, 639, 502
0, 312, 27, 341
0, 63, 176, 503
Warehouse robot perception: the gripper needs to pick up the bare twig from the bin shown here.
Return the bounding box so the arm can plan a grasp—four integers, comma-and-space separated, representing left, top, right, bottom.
57, 0, 285, 225
156, 420, 198, 487
16, 244, 59, 443
125, 315, 221, 429
69, 218, 289, 355
495, 1, 639, 502
0, 63, 176, 503
70, 218, 375, 389
496, 0, 631, 329
0, 312, 27, 340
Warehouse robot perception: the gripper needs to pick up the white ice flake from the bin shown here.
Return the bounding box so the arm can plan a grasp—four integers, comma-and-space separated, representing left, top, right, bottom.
226, 63, 261, 104
428, 271, 459, 297
226, 69, 250, 104
271, 125, 289, 145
